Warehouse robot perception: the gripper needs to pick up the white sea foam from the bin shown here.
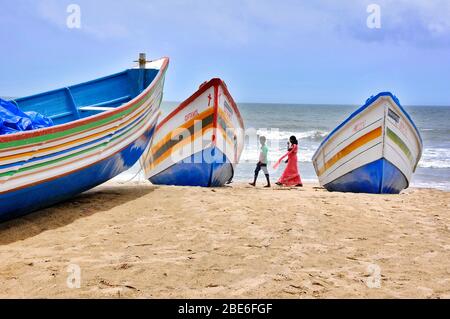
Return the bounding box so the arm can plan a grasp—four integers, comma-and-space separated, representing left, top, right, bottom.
240, 146, 317, 163
418, 148, 450, 168
256, 129, 328, 142
240, 129, 326, 163
410, 180, 450, 191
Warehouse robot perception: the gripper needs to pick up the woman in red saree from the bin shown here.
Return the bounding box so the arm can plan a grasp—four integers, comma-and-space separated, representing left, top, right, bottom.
273, 136, 303, 187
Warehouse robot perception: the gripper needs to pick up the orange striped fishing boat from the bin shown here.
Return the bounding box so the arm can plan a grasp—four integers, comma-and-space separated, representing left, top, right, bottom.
312, 92, 422, 194
0, 55, 169, 221
140, 78, 244, 187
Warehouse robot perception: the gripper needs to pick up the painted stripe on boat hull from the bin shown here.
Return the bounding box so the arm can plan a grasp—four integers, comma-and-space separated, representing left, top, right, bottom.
151, 111, 215, 165
0, 103, 160, 193
0, 125, 156, 221
386, 127, 413, 162
0, 101, 158, 173
146, 113, 236, 174
317, 126, 382, 176
0, 90, 160, 163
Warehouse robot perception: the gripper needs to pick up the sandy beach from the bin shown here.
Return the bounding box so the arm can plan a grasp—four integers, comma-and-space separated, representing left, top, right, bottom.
0, 182, 449, 299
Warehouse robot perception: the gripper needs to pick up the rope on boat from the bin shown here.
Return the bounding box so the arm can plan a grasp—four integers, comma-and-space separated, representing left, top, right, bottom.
117, 165, 145, 185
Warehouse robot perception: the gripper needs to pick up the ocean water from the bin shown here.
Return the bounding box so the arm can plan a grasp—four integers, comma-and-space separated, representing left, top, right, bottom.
235, 103, 450, 191
117, 101, 450, 191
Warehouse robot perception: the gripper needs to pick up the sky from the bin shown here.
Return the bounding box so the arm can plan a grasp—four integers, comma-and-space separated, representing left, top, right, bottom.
1, 0, 450, 105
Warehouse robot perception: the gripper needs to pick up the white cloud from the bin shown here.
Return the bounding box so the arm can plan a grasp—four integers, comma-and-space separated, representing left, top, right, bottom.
335, 0, 450, 46
32, 0, 450, 47
35, 0, 130, 40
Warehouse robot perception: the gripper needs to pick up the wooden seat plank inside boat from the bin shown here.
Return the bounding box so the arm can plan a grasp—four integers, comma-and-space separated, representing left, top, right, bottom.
10, 68, 158, 125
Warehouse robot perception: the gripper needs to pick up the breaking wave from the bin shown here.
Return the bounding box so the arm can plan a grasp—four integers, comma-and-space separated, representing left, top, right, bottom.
256, 129, 329, 142
418, 148, 450, 168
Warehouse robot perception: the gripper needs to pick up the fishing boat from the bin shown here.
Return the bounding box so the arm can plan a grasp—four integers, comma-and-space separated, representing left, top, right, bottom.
0, 55, 169, 221
140, 78, 244, 187
312, 92, 423, 194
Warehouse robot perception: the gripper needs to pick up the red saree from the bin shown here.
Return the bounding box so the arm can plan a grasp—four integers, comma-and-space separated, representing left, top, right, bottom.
273, 144, 302, 186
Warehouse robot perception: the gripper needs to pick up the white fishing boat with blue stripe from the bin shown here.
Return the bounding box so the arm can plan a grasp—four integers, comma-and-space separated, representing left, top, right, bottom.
312, 93, 423, 194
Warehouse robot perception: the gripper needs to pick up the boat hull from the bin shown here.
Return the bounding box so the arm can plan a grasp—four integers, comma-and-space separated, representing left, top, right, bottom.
312, 93, 422, 194
323, 158, 408, 194
0, 125, 156, 221
149, 146, 233, 187
141, 78, 244, 187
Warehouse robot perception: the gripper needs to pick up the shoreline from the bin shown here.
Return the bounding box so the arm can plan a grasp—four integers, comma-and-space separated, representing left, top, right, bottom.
0, 181, 449, 298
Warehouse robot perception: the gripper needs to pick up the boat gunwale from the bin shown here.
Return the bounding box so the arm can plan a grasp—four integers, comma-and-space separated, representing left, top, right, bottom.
12, 70, 129, 102
312, 92, 423, 162
0, 57, 169, 144
216, 79, 245, 129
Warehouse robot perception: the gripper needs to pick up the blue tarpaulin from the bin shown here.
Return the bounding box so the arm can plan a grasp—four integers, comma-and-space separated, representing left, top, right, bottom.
0, 98, 53, 135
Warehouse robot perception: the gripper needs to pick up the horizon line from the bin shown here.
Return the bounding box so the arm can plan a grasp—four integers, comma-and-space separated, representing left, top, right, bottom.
2, 96, 449, 108
163, 100, 450, 108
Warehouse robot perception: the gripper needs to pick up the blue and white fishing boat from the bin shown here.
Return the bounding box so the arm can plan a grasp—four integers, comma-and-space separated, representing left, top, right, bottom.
0, 55, 168, 221
312, 92, 423, 194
